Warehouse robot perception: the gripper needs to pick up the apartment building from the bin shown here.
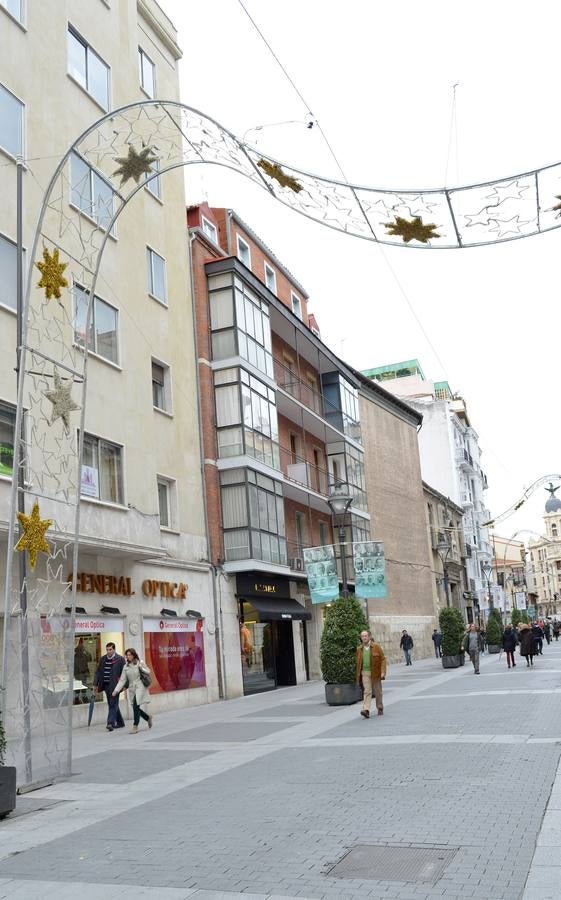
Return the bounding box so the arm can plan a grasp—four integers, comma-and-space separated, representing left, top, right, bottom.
0, 1, 219, 727
527, 486, 561, 617
491, 535, 527, 617
423, 483, 469, 621
189, 203, 374, 692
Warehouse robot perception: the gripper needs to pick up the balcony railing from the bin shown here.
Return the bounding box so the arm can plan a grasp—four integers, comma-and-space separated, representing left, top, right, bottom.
279, 444, 332, 496
461, 492, 473, 506
456, 448, 475, 469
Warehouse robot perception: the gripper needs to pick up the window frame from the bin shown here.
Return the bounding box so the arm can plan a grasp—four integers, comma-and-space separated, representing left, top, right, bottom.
291, 291, 302, 319
264, 262, 276, 294
236, 234, 251, 268
138, 46, 155, 99
201, 216, 218, 244
0, 398, 17, 480
67, 25, 111, 112
73, 283, 120, 366
146, 246, 168, 305
0, 0, 25, 27
144, 157, 162, 201
80, 430, 125, 506
0, 80, 25, 160
70, 152, 117, 235
157, 474, 178, 531
0, 231, 25, 314
151, 357, 172, 415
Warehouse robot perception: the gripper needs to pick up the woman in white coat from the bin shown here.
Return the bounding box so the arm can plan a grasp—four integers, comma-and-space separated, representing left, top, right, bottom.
113, 648, 153, 734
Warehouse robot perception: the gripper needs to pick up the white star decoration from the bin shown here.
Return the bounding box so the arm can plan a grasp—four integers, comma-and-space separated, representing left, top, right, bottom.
43, 371, 80, 433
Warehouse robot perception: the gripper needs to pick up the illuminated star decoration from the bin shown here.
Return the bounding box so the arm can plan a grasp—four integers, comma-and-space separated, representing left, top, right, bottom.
257, 159, 303, 193
43, 371, 80, 433
113, 143, 159, 186
553, 196, 561, 218
35, 247, 68, 300
15, 500, 53, 570
384, 216, 441, 244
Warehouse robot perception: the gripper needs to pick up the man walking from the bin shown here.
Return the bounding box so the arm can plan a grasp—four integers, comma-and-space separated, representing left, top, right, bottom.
94, 642, 125, 731
431, 628, 442, 659
462, 623, 484, 674
399, 629, 414, 666
356, 630, 386, 718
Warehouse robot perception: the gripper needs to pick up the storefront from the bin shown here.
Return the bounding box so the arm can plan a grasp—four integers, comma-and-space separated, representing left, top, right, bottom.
236, 574, 310, 695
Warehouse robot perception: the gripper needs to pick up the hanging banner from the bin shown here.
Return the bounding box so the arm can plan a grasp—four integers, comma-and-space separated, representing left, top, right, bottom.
303, 545, 339, 604
478, 588, 489, 611
514, 592, 527, 610
354, 541, 386, 599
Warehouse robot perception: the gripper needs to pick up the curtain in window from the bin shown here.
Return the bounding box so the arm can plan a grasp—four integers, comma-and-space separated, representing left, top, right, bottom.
221, 484, 248, 528
215, 384, 240, 427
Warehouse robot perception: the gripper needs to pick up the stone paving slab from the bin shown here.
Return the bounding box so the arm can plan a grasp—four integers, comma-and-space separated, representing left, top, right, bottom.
70, 748, 213, 783
147, 721, 301, 743
240, 703, 337, 718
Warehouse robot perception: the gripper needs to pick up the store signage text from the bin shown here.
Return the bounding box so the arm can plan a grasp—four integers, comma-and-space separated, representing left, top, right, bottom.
254, 583, 277, 593
68, 572, 134, 596
142, 580, 188, 600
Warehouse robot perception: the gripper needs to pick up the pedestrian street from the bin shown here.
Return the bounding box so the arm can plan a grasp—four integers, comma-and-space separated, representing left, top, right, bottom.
2, 643, 561, 900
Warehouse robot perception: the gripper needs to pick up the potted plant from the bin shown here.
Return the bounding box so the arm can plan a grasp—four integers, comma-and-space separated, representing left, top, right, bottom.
439, 607, 465, 668
0, 710, 16, 819
486, 608, 504, 654
511, 608, 529, 628
321, 596, 368, 705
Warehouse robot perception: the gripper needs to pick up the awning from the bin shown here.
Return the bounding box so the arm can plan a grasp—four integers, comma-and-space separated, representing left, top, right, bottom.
247, 598, 311, 621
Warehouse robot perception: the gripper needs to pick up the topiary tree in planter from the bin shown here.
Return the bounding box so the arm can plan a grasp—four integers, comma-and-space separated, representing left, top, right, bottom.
439, 606, 465, 668
511, 608, 529, 629
320, 596, 368, 705
486, 608, 504, 652
0, 709, 16, 819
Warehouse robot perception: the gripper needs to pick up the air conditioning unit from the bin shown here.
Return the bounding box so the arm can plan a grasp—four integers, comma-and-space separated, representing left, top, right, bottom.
289, 558, 304, 571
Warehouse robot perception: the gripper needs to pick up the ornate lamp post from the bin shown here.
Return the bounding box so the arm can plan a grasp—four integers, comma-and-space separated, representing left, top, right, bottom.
436, 538, 451, 607
482, 561, 494, 611
327, 483, 354, 598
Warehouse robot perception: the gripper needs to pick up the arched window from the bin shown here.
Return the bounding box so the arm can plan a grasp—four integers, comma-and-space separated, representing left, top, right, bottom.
552, 523, 558, 538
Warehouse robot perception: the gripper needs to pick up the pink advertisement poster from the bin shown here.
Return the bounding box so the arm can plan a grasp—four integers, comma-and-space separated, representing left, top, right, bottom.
143, 618, 206, 693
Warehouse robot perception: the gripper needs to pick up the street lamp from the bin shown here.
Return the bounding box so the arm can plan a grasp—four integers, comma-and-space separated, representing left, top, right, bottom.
482, 561, 494, 610
327, 483, 354, 598
436, 537, 451, 607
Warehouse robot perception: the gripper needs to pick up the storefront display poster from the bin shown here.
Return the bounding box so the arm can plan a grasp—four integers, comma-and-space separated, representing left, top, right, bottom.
143, 617, 206, 693
303, 545, 339, 604
354, 541, 386, 599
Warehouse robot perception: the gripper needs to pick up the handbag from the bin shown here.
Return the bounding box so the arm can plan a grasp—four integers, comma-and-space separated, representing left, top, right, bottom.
139, 667, 152, 688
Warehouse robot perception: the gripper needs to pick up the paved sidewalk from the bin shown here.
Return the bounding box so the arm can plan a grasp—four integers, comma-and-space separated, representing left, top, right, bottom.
2, 646, 561, 899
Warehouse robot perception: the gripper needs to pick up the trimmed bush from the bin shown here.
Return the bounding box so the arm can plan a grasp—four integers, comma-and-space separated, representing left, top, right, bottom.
486, 607, 504, 646
320, 596, 369, 684
511, 608, 529, 628
439, 606, 465, 656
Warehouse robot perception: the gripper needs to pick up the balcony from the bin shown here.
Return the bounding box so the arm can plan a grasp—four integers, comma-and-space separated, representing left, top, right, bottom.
461, 492, 474, 507
456, 447, 475, 471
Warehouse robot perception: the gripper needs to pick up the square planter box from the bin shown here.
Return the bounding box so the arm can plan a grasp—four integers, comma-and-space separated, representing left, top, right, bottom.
0, 766, 16, 819
325, 683, 362, 705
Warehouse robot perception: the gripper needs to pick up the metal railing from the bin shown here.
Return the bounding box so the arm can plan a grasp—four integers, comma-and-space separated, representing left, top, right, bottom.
279, 444, 332, 496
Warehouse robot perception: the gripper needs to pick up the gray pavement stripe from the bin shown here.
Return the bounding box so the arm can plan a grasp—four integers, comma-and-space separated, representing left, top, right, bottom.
407, 689, 561, 699
0, 881, 310, 900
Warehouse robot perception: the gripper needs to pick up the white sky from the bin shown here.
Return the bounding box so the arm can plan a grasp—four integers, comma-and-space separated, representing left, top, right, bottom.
160, 0, 561, 543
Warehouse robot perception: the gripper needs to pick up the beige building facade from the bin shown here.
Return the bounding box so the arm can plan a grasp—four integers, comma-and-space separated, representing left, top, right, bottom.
0, 1, 235, 725
423, 483, 468, 623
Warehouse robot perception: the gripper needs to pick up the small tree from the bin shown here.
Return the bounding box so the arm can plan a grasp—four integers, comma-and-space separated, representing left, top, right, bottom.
0, 711, 6, 767
511, 608, 522, 629
439, 606, 465, 656
486, 608, 504, 646
320, 596, 369, 684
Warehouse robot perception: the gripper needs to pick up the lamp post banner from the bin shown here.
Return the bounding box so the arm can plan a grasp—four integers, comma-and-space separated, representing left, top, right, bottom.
303, 545, 339, 604
515, 592, 527, 610
354, 541, 386, 599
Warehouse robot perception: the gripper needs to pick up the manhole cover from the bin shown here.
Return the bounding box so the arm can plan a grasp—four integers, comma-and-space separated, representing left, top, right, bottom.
328, 844, 457, 883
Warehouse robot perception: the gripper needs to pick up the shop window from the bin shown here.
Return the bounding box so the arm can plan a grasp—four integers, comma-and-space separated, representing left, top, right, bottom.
157, 476, 176, 529
202, 216, 218, 244
74, 284, 119, 364
72, 627, 125, 705
0, 400, 16, 477
146, 246, 167, 304
1, 0, 23, 23
0, 81, 24, 159
264, 262, 276, 293
138, 46, 155, 98
0, 232, 26, 312
152, 359, 171, 412
236, 234, 251, 268
70, 153, 115, 233
67, 26, 110, 110
81, 432, 123, 504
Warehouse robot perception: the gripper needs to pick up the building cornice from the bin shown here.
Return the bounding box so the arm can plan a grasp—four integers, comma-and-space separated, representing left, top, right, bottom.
137, 0, 182, 60
422, 480, 464, 517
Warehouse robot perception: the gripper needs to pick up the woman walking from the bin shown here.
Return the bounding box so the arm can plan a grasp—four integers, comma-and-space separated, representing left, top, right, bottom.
518, 623, 534, 668
113, 648, 153, 734
502, 625, 517, 669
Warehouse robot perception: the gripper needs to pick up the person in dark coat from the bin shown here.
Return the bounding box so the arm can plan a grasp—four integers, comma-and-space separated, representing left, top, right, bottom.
553, 621, 560, 641
518, 624, 534, 667
94, 642, 126, 731
502, 625, 517, 669
431, 629, 442, 659
544, 621, 552, 645
531, 623, 544, 656
399, 630, 414, 666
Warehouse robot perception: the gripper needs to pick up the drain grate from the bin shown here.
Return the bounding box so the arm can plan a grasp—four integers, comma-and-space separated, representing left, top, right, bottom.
328, 843, 457, 883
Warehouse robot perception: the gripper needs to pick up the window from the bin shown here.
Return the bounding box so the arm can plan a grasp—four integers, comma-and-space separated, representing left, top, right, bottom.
553, 524, 558, 538
71, 153, 115, 232
138, 47, 155, 98
145, 158, 161, 200
202, 216, 218, 244
73, 285, 119, 364
236, 235, 251, 268
0, 82, 24, 158
1, 0, 23, 22
264, 263, 276, 293
157, 477, 176, 529
208, 272, 274, 379
291, 292, 302, 319
81, 433, 123, 503
0, 401, 16, 476
220, 468, 286, 564
214, 367, 279, 468
67, 27, 110, 110
0, 233, 25, 311
146, 247, 167, 303
152, 360, 170, 411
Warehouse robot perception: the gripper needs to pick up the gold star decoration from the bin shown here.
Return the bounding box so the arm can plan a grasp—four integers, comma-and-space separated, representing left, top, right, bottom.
553, 196, 561, 217
257, 159, 303, 193
43, 371, 80, 433
113, 144, 159, 186
384, 216, 441, 244
15, 501, 52, 570
36, 248, 69, 300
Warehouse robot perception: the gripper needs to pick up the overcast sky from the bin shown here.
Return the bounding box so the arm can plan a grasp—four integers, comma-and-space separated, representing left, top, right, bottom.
160, 0, 561, 543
